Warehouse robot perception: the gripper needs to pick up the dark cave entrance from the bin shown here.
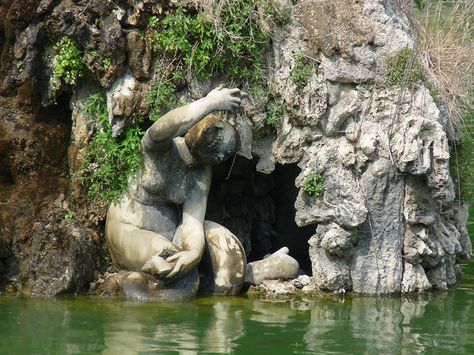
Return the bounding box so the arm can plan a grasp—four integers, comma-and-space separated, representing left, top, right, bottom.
206, 157, 314, 275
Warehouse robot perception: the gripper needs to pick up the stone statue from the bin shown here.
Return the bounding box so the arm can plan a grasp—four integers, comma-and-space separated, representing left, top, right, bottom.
104, 87, 298, 300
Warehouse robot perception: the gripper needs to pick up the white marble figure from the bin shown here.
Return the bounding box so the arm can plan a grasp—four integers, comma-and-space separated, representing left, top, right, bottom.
105, 87, 248, 295
105, 87, 299, 297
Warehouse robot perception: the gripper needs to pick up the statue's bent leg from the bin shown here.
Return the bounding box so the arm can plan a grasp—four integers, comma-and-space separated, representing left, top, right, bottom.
199, 220, 247, 295
105, 218, 180, 276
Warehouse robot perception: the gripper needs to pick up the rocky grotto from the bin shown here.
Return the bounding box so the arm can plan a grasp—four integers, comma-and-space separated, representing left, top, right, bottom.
0, 0, 471, 298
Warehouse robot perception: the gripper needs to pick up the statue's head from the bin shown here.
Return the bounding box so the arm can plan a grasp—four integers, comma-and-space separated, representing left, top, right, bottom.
184, 113, 238, 166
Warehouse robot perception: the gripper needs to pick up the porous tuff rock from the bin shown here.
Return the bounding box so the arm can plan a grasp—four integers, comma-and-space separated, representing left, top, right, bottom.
0, 83, 100, 296
267, 0, 471, 294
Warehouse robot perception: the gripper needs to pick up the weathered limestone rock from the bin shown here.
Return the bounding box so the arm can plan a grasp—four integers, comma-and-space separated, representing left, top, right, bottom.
247, 274, 317, 299
308, 223, 355, 291
264, 0, 471, 295
350, 159, 405, 294
401, 262, 431, 294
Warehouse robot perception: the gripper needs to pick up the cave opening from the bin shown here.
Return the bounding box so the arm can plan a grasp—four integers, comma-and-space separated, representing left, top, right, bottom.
36, 92, 73, 124
206, 156, 314, 275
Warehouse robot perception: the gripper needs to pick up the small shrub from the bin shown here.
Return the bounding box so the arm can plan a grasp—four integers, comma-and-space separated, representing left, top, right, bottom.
385, 47, 424, 87
291, 55, 315, 87
77, 92, 144, 202
451, 95, 474, 225
52, 37, 84, 86
253, 129, 266, 140
148, 15, 159, 29
265, 100, 285, 128
304, 172, 324, 197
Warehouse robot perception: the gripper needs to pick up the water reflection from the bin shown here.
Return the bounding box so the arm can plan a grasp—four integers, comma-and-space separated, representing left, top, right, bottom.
0, 289, 473, 354
302, 293, 474, 354
203, 301, 244, 354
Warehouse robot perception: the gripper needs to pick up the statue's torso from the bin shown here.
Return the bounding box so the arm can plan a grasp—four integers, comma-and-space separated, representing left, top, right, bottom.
111, 140, 205, 240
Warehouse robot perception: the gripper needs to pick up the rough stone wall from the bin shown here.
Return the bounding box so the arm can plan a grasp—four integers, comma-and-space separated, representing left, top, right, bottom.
263, 0, 471, 293
0, 0, 471, 295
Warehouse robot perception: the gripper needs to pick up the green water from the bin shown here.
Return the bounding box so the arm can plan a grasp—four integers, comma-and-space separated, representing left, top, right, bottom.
2, 229, 472, 354
0, 263, 473, 355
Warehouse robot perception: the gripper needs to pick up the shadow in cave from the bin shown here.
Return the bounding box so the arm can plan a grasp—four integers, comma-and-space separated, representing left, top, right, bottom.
206, 157, 314, 275
35, 92, 73, 124
270, 164, 314, 274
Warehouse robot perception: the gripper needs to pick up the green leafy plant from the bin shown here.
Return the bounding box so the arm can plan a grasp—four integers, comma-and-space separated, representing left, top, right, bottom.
102, 57, 111, 70
265, 100, 285, 128
385, 48, 424, 87
414, 0, 425, 11
451, 91, 474, 228
304, 172, 324, 197
253, 129, 266, 140
291, 55, 315, 87
52, 36, 84, 86
148, 15, 159, 29
64, 210, 75, 221
146, 1, 279, 123
150, 1, 272, 81
77, 92, 144, 202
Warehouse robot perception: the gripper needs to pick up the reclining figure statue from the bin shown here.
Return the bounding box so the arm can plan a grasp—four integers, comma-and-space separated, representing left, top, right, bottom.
104, 87, 298, 299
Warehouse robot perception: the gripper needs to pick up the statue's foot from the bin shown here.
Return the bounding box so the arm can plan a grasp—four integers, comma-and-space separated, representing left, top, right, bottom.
95, 270, 199, 301
141, 255, 174, 278
245, 247, 299, 285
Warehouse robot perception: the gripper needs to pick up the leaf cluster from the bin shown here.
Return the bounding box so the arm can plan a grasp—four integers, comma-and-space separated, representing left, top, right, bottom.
385, 48, 425, 87
151, 1, 270, 81
304, 172, 324, 197
265, 96, 286, 128
52, 37, 84, 86
78, 92, 144, 203
291, 55, 315, 87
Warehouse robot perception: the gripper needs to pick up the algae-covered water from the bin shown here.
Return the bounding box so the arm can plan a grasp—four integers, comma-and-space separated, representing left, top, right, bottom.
1, 260, 473, 355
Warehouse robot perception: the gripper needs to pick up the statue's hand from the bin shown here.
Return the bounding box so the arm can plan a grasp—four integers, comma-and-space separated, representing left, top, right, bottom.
206, 87, 248, 112
141, 255, 174, 278
165, 250, 201, 279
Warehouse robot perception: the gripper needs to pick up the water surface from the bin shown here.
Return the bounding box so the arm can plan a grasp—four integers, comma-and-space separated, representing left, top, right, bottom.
1, 261, 473, 354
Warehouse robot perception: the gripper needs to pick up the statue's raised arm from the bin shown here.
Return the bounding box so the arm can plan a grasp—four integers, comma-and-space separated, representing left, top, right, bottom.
143, 87, 246, 151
